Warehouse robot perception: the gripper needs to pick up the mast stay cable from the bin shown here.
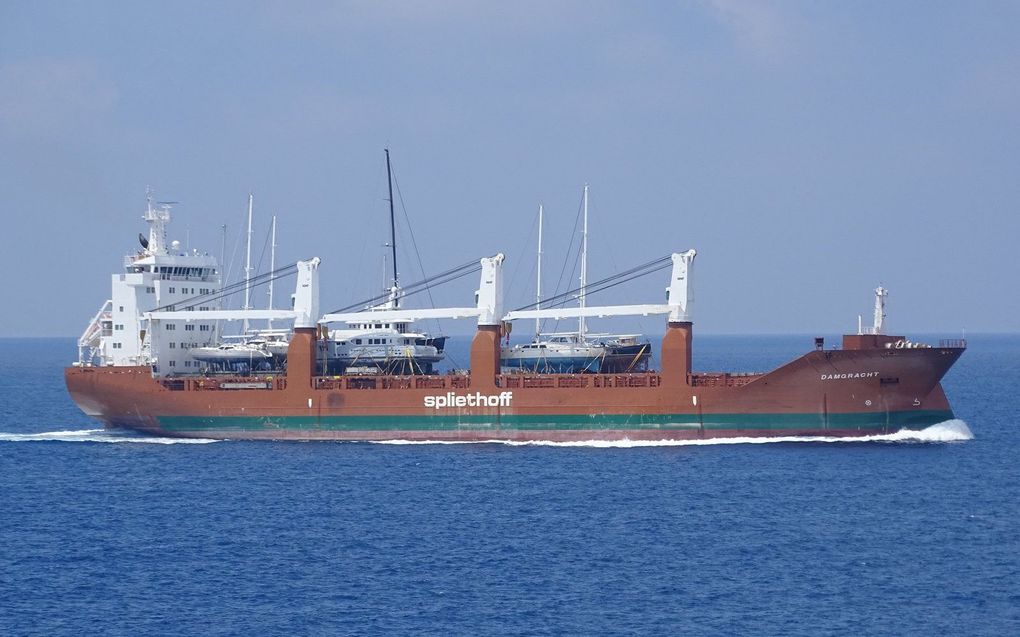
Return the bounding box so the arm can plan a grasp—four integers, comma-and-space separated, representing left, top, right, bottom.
151, 262, 300, 314
512, 254, 672, 312
326, 259, 482, 315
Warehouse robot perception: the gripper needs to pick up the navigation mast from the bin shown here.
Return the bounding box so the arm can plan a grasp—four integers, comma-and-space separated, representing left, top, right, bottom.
142, 187, 171, 256
873, 286, 888, 335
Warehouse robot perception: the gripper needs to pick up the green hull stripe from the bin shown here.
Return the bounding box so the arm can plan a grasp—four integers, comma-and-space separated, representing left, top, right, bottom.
158, 410, 954, 433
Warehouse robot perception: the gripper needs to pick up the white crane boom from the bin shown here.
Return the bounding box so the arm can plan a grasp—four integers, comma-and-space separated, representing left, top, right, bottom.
505, 250, 696, 323
319, 254, 505, 327
148, 258, 321, 328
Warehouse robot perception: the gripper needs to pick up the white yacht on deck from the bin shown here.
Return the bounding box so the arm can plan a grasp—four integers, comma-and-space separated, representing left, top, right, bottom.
187, 196, 288, 373
320, 293, 445, 375
501, 187, 651, 374
189, 341, 272, 369
503, 332, 650, 373
319, 149, 447, 375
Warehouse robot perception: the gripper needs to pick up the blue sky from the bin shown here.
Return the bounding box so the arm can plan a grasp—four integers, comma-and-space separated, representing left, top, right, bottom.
1, 1, 1018, 336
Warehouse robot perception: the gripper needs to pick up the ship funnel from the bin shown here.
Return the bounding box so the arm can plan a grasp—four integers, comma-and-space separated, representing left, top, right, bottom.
666, 250, 696, 323
292, 258, 321, 329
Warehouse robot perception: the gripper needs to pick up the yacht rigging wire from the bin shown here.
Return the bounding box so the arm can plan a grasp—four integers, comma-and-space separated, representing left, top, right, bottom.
326, 259, 482, 315
390, 160, 443, 333
512, 254, 673, 312
151, 262, 300, 313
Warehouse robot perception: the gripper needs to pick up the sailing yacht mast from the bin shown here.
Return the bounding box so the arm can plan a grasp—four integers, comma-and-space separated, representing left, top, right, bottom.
220, 224, 227, 270
243, 193, 254, 334
535, 204, 543, 340
266, 215, 277, 327
385, 148, 399, 308
579, 184, 589, 341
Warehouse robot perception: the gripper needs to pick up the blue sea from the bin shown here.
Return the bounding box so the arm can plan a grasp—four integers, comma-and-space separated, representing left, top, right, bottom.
1, 335, 1018, 635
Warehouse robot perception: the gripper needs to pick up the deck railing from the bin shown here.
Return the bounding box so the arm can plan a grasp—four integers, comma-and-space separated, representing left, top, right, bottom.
162, 370, 767, 392
690, 372, 761, 388
498, 373, 662, 389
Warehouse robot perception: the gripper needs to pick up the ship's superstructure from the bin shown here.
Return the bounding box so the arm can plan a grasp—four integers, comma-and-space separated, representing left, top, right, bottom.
75, 193, 222, 372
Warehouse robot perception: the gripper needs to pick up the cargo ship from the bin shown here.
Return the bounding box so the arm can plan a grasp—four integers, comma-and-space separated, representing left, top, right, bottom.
65, 200, 965, 441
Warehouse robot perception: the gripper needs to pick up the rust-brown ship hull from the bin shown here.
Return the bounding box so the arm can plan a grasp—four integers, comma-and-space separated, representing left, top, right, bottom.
65, 326, 963, 441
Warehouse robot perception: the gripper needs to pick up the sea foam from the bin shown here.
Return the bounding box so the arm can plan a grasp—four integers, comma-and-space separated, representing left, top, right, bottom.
0, 429, 220, 444
373, 420, 974, 448
0, 420, 972, 447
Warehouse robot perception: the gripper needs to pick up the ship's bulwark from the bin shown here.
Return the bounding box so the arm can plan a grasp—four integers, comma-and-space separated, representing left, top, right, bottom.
65, 324, 964, 441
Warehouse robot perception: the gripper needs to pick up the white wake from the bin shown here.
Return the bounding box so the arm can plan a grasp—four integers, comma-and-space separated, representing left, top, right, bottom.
373, 420, 974, 448
0, 429, 220, 444
0, 420, 972, 447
